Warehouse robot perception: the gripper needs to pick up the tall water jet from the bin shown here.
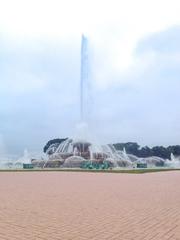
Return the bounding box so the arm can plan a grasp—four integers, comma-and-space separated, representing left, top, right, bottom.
76, 34, 93, 142
80, 34, 89, 122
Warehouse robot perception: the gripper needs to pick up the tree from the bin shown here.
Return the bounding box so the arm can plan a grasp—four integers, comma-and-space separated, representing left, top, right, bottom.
167, 145, 180, 157
43, 138, 68, 153
113, 142, 180, 159
113, 142, 140, 155
138, 146, 152, 157
151, 146, 169, 159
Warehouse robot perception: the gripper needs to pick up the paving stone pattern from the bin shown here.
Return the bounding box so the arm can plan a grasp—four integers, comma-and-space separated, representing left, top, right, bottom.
0, 171, 180, 239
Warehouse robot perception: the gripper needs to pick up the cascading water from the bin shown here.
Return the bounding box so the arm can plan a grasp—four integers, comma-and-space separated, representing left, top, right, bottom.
0, 149, 31, 169
165, 153, 180, 168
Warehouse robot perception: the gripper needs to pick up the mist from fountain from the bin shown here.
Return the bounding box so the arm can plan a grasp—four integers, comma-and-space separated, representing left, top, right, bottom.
15, 149, 31, 165
165, 153, 180, 168
0, 148, 32, 169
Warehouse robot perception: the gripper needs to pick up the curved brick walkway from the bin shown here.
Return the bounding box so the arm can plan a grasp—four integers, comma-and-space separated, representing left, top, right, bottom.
0, 171, 180, 239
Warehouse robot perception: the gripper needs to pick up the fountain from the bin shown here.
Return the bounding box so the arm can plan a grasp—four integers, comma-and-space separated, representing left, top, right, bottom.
1, 35, 178, 170
165, 153, 180, 168
0, 149, 31, 169
31, 35, 131, 168
31, 138, 132, 168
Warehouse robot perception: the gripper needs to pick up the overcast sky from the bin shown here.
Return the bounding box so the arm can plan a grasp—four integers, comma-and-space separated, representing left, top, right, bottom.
0, 0, 180, 155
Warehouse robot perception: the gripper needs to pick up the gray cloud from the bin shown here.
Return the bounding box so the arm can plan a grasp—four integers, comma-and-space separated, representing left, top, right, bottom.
136, 25, 180, 54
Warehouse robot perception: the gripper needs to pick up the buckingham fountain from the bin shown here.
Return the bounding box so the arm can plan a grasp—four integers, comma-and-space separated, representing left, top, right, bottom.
31, 35, 135, 169
30, 35, 133, 168
1, 35, 180, 169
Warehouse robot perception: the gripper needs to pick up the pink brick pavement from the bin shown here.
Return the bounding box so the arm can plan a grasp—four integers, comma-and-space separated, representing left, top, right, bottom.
0, 171, 180, 239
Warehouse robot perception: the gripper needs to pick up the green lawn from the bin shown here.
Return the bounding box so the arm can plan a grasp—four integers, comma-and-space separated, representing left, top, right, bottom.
0, 168, 180, 174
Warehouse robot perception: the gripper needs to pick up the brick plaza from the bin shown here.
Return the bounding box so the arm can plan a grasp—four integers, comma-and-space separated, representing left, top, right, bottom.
0, 171, 180, 239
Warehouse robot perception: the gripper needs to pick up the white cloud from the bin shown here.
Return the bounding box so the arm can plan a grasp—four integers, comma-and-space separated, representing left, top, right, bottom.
0, 0, 180, 74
